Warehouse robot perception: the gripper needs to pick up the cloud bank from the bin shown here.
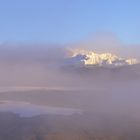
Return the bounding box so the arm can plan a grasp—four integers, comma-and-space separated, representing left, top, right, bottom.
0, 33, 140, 88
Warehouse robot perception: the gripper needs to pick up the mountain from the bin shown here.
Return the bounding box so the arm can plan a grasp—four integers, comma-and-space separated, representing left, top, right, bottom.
65, 48, 139, 67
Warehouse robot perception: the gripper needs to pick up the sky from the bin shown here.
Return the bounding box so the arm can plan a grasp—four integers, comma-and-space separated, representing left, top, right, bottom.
0, 0, 140, 44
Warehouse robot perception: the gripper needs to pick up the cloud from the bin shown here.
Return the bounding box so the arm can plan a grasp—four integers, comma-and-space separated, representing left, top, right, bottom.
0, 33, 139, 88
0, 43, 68, 87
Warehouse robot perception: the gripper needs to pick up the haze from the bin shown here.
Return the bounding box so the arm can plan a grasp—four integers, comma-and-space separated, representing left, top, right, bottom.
1, 0, 140, 139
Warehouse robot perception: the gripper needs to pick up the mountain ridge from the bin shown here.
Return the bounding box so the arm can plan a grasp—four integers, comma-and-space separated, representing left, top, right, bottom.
66, 48, 139, 67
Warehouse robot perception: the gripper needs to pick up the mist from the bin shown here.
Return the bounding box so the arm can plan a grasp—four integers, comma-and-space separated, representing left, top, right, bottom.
70, 32, 140, 59
0, 35, 140, 139
0, 33, 140, 88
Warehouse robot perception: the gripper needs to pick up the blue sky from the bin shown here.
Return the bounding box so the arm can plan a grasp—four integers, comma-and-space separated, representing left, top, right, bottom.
0, 0, 140, 44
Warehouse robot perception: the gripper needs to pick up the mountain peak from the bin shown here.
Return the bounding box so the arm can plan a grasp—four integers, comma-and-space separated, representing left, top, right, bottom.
67, 48, 139, 67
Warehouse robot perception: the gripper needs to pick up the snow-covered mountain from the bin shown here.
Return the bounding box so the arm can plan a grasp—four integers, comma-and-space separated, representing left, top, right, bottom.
66, 48, 139, 67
